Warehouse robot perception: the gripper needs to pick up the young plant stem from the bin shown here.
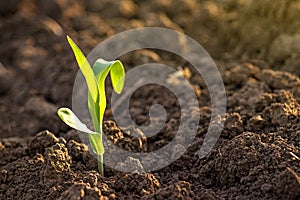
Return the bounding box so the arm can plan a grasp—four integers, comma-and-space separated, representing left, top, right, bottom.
97, 154, 104, 176
95, 128, 104, 176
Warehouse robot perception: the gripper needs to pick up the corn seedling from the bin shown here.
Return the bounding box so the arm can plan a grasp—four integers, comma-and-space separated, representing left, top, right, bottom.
57, 36, 125, 176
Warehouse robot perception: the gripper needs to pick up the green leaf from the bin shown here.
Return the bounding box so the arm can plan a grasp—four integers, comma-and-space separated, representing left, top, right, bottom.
67, 36, 99, 103
92, 58, 125, 130
93, 58, 125, 94
88, 92, 100, 132
57, 107, 97, 134
88, 134, 104, 156
58, 107, 104, 155
67, 35, 101, 133
109, 60, 125, 94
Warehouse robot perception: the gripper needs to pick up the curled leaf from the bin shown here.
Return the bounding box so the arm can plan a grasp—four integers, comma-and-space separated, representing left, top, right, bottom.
93, 58, 125, 94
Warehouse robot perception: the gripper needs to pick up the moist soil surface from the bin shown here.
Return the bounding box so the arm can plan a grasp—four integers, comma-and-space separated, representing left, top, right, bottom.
0, 1, 300, 199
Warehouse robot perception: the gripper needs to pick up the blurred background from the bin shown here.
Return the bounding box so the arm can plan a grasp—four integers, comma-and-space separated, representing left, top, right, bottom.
2, 0, 300, 72
0, 0, 299, 137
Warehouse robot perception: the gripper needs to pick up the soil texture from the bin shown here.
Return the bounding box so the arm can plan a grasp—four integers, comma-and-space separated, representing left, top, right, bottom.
0, 0, 299, 199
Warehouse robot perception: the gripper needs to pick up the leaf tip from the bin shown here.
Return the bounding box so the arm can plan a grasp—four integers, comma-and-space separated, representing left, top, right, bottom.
66, 35, 76, 47
66, 35, 71, 42
57, 107, 70, 120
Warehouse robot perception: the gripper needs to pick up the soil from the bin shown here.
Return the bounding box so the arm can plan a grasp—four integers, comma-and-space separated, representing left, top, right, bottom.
0, 0, 300, 199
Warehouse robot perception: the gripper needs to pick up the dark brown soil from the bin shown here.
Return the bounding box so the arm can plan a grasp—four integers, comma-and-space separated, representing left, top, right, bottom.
0, 1, 300, 199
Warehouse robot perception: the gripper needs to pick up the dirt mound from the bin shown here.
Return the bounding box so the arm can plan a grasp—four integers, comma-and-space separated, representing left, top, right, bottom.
0, 64, 299, 199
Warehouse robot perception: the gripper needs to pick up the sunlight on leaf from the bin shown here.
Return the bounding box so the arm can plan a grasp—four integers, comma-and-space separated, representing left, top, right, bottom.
57, 107, 97, 134
57, 36, 125, 175
67, 36, 99, 103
